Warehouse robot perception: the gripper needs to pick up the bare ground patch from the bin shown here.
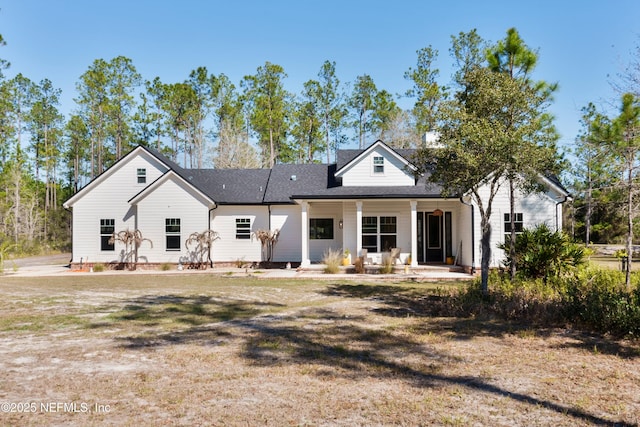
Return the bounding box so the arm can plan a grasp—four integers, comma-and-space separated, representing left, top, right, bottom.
0, 274, 638, 426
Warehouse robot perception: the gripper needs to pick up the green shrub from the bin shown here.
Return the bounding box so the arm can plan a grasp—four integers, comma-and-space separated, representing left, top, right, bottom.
322, 248, 342, 274
499, 224, 585, 282
160, 263, 172, 271
92, 263, 105, 272
431, 265, 640, 337
452, 275, 565, 324
563, 266, 640, 335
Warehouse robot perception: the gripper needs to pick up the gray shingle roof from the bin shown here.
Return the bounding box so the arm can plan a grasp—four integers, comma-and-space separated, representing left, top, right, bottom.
165, 149, 440, 204
290, 175, 443, 199
263, 164, 337, 203
142, 144, 569, 204
187, 169, 271, 204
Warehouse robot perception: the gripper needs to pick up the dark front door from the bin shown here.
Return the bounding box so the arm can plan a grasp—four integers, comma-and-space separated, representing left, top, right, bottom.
417, 212, 444, 263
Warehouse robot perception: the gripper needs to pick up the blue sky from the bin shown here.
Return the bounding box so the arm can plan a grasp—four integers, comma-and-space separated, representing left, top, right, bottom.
1, 0, 639, 154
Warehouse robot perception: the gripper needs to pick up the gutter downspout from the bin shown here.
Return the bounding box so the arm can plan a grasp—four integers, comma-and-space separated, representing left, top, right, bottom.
460, 196, 476, 274
556, 195, 570, 233
63, 205, 73, 266
208, 204, 217, 268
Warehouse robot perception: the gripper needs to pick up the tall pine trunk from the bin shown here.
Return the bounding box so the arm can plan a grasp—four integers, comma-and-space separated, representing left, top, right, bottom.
626, 156, 633, 291
509, 178, 517, 280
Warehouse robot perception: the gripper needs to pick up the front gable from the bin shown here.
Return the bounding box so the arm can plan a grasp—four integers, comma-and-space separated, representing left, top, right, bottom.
63, 146, 171, 209
334, 140, 416, 187
129, 170, 216, 208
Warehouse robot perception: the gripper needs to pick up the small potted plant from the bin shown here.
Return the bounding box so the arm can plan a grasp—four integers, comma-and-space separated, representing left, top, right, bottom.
342, 248, 351, 266
404, 255, 411, 274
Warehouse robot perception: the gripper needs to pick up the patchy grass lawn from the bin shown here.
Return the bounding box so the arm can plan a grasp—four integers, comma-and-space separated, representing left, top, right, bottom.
0, 274, 638, 426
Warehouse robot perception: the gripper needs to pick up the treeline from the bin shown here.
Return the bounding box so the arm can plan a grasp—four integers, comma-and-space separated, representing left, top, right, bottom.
569, 43, 640, 249
0, 22, 638, 257
0, 26, 451, 254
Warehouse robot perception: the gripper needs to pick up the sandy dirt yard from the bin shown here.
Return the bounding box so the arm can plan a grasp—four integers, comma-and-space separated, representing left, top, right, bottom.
0, 273, 638, 426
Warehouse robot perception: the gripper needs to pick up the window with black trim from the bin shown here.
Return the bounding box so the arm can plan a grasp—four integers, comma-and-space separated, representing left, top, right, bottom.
100, 219, 115, 251
137, 168, 147, 184
310, 218, 334, 239
373, 156, 384, 174
165, 218, 181, 251
362, 216, 378, 252
379, 216, 397, 251
504, 213, 524, 242
362, 216, 397, 252
236, 218, 251, 239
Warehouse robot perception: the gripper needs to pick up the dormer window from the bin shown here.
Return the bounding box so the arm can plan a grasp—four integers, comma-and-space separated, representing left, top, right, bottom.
137, 168, 147, 184
373, 156, 384, 174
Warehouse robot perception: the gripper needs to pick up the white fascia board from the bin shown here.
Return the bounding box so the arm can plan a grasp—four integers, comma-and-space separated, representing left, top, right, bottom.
128, 170, 216, 208
63, 145, 173, 209
335, 140, 417, 177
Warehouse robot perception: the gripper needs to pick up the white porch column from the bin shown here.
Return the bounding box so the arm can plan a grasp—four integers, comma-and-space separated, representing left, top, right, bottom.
300, 201, 310, 266
410, 200, 418, 267
356, 200, 363, 257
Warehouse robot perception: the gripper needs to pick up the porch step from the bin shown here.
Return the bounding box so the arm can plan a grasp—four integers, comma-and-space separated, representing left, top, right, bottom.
299, 263, 466, 274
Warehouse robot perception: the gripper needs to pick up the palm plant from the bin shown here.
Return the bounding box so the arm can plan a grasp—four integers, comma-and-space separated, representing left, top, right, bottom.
109, 229, 153, 270
499, 224, 585, 283
185, 230, 220, 268
252, 228, 280, 262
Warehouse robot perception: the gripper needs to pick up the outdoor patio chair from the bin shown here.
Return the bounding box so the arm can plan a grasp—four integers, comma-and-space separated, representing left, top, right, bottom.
361, 249, 373, 265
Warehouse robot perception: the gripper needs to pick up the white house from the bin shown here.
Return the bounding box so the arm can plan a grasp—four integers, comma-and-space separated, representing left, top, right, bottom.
63, 140, 569, 271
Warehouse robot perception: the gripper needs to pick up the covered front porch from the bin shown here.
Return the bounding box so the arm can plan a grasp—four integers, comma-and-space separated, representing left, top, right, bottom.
297, 198, 472, 270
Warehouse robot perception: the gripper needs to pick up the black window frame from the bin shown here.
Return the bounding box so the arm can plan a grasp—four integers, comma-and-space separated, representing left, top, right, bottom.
504, 213, 524, 233
236, 218, 251, 240
100, 219, 115, 251
372, 156, 384, 174
504, 213, 524, 242
165, 218, 181, 251
309, 218, 334, 240
137, 168, 147, 184
362, 216, 397, 253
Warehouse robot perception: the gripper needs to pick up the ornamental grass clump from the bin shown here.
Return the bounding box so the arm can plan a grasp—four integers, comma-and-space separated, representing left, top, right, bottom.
379, 252, 394, 274
322, 248, 343, 274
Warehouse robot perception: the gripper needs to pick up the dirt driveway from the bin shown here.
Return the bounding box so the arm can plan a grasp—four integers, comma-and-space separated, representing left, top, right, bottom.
0, 274, 638, 426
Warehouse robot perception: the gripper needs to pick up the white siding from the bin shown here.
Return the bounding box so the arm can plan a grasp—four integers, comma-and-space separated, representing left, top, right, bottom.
474, 177, 565, 267
134, 176, 211, 264
341, 148, 414, 187
210, 205, 269, 263
306, 202, 343, 262
69, 151, 169, 263
271, 205, 302, 262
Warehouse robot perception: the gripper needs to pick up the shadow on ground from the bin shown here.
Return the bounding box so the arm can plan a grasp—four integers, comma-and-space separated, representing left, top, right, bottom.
99, 285, 636, 426
323, 283, 640, 359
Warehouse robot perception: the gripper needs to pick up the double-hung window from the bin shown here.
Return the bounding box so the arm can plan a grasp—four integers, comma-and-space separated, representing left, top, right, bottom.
236, 218, 251, 239
362, 216, 378, 252
504, 213, 524, 243
373, 156, 384, 174
137, 168, 147, 184
362, 216, 397, 253
379, 216, 397, 252
100, 219, 115, 251
165, 218, 181, 251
